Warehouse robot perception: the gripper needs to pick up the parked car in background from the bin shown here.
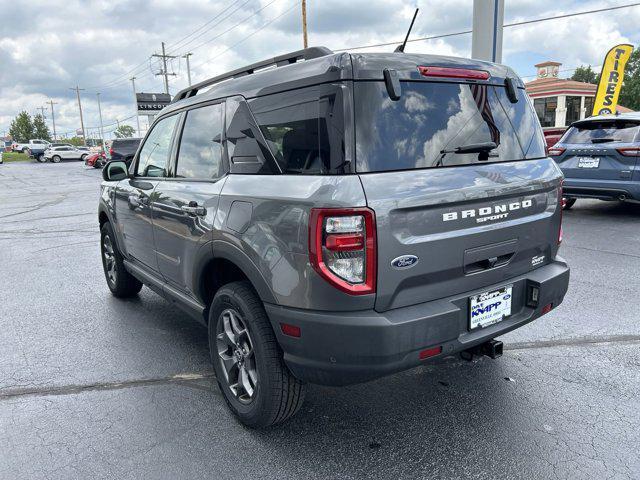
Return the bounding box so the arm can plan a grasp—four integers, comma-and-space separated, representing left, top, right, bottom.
44, 145, 89, 163
85, 151, 106, 168
109, 138, 141, 166
543, 127, 566, 150
12, 139, 50, 153
549, 113, 640, 209
27, 145, 47, 162
49, 143, 73, 148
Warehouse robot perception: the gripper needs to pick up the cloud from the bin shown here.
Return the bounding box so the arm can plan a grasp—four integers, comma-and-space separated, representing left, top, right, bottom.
1, 0, 639, 138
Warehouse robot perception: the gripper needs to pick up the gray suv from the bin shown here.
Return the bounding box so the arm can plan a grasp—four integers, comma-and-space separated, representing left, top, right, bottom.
98, 47, 570, 427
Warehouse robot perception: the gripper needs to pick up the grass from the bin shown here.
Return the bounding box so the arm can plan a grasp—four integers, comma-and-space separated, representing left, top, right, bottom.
1, 152, 31, 163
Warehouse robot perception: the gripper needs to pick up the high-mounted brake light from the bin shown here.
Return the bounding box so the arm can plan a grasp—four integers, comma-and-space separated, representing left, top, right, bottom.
547, 146, 566, 157
309, 208, 376, 295
418, 66, 490, 80
616, 147, 640, 156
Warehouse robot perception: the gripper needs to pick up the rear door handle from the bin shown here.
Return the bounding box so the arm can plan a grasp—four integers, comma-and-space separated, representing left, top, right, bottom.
181, 202, 206, 216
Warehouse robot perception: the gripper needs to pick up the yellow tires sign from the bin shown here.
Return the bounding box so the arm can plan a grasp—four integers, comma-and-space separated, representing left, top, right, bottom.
592, 44, 634, 116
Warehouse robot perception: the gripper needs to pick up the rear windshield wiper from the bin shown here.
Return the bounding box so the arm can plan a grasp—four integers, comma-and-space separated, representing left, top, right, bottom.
591, 138, 620, 143
436, 142, 498, 166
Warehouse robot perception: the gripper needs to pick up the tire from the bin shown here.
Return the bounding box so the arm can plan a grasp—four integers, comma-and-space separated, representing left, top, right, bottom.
51, 155, 61, 163
209, 281, 306, 428
100, 222, 142, 298
22, 147, 28, 153
563, 198, 576, 210
80, 154, 87, 161
37, 154, 45, 163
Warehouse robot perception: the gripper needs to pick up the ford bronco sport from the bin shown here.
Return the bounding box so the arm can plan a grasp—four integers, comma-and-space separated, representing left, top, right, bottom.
98, 47, 570, 427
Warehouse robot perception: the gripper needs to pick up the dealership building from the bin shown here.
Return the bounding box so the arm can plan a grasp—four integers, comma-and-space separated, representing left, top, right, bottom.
525, 61, 632, 130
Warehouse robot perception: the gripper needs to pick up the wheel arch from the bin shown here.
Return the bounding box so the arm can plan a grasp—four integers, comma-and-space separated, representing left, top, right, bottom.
195, 241, 277, 323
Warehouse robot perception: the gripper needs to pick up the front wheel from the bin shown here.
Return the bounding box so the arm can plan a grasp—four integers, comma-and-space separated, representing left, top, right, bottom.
51, 155, 61, 163
100, 222, 142, 297
209, 281, 306, 428
37, 154, 46, 163
80, 154, 87, 161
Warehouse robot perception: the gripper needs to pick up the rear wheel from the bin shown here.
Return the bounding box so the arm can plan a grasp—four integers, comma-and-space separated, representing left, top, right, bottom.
100, 222, 142, 297
563, 198, 576, 210
51, 155, 61, 163
80, 154, 87, 161
209, 281, 306, 428
36, 154, 45, 163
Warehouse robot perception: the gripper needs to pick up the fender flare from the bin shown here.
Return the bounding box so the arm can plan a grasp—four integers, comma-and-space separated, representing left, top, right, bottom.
194, 240, 277, 306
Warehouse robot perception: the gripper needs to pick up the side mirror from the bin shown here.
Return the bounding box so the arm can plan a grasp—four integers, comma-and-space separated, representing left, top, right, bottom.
103, 160, 129, 181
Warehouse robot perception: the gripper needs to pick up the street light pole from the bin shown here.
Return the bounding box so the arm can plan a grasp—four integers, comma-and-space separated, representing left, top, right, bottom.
96, 93, 105, 152
130, 77, 141, 135
47, 100, 58, 140
183, 53, 193, 86
69, 85, 87, 146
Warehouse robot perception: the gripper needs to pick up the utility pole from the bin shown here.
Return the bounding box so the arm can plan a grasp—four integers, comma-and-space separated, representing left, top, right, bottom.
471, 0, 504, 63
96, 93, 105, 152
183, 53, 193, 86
69, 85, 87, 145
36, 106, 47, 119
301, 0, 308, 48
152, 42, 177, 95
130, 77, 141, 135
46, 100, 58, 140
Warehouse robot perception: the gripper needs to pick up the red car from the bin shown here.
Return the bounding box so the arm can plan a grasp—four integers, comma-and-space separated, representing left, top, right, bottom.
85, 151, 106, 168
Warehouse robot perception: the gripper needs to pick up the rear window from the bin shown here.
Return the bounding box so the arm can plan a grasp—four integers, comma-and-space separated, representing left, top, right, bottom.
355, 81, 545, 173
561, 120, 640, 144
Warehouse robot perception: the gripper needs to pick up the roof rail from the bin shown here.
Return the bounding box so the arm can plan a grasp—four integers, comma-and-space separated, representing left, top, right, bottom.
172, 46, 334, 103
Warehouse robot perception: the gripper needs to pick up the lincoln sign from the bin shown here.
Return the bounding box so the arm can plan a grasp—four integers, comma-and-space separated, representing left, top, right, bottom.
136, 93, 172, 115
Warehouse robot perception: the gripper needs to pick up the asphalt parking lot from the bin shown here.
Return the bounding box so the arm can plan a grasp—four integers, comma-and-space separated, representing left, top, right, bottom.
1, 160, 638, 479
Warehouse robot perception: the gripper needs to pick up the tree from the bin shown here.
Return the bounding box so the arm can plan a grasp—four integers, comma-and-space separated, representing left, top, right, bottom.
9, 111, 34, 143
619, 49, 640, 111
32, 114, 51, 141
114, 125, 135, 138
570, 65, 598, 84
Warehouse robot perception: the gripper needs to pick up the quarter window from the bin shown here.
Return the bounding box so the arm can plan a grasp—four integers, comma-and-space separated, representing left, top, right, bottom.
176, 103, 224, 179
136, 115, 178, 177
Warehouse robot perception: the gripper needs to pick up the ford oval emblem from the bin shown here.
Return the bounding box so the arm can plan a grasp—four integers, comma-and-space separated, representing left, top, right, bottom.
391, 255, 419, 269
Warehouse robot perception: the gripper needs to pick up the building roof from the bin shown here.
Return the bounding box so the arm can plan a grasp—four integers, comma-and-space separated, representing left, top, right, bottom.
525, 77, 597, 96
535, 61, 562, 67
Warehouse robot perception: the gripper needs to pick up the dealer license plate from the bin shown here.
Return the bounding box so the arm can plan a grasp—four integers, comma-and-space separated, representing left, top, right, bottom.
577, 157, 600, 168
469, 286, 513, 330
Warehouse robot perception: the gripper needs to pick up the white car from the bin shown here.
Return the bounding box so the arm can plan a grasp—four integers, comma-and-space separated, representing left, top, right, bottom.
13, 139, 50, 153
44, 146, 89, 163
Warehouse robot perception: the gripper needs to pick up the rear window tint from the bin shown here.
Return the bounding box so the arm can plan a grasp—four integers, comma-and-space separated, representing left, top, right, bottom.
250, 85, 348, 175
561, 120, 640, 144
355, 81, 545, 172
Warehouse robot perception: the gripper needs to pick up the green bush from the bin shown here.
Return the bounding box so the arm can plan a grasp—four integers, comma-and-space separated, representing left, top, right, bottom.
1, 152, 31, 162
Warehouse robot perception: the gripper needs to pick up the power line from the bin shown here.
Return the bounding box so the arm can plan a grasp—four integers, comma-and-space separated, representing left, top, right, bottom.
335, 2, 640, 51
189, 1, 300, 72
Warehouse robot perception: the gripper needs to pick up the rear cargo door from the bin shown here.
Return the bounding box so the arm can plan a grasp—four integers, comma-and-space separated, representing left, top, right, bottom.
558, 119, 640, 182
354, 79, 563, 312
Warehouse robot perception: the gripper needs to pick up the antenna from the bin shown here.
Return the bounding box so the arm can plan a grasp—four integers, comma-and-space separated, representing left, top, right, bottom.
395, 8, 419, 53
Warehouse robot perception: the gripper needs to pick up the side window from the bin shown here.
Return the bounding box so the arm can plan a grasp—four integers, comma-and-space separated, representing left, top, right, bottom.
225, 96, 277, 174
136, 115, 178, 177
176, 103, 224, 179
250, 86, 347, 175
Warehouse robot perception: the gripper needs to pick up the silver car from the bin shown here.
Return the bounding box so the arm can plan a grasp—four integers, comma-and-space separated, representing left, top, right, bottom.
44, 146, 89, 163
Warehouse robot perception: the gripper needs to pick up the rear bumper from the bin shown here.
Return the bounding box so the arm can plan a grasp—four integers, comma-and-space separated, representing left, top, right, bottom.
562, 177, 640, 200
265, 259, 570, 386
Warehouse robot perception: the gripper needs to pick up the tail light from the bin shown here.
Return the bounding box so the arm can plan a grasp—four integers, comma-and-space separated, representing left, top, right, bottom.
418, 66, 490, 80
616, 147, 640, 156
309, 208, 376, 295
547, 146, 566, 157
109, 147, 114, 156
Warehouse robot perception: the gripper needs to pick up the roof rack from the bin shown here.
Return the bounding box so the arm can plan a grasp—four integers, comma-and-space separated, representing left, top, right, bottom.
172, 46, 333, 103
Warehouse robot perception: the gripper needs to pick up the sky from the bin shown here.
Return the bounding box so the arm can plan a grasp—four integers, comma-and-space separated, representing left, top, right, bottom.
1, 0, 639, 140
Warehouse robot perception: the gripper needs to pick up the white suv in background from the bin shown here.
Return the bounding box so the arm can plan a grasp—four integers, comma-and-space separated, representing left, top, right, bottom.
44, 146, 89, 163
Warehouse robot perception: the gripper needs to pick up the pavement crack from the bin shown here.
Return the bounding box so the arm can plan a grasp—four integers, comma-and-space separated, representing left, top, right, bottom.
0, 372, 216, 401
505, 334, 640, 351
